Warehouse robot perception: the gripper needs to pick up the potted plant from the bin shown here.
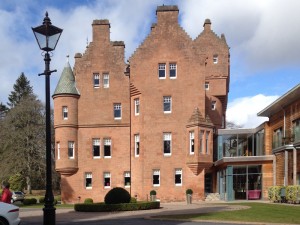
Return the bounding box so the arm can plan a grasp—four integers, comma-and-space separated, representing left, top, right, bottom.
150, 190, 157, 201
186, 189, 193, 204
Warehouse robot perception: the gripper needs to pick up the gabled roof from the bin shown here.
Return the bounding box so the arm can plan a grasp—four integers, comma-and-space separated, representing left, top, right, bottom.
257, 83, 300, 117
53, 61, 80, 96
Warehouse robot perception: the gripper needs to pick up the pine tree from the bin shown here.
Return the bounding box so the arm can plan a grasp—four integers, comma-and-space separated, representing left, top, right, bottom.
7, 73, 33, 108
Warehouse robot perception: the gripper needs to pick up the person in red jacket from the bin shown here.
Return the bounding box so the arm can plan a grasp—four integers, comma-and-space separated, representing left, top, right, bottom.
1, 181, 12, 204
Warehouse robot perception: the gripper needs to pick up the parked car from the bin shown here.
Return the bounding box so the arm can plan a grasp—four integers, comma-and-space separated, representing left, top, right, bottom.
0, 202, 21, 225
11, 192, 25, 203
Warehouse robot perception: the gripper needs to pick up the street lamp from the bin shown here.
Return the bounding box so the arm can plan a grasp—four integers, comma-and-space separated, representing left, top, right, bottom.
32, 12, 63, 225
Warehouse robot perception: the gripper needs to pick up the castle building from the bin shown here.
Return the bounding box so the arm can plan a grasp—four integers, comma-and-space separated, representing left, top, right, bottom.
53, 5, 230, 203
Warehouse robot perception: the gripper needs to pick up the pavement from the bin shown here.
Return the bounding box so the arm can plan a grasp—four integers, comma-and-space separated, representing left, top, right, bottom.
19, 200, 299, 225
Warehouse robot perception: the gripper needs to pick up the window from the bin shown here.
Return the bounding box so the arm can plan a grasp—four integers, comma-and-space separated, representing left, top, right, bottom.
211, 101, 216, 110
104, 172, 111, 188
163, 96, 172, 113
199, 131, 204, 153
206, 131, 210, 153
124, 172, 131, 187
273, 127, 283, 149
205, 82, 209, 90
103, 74, 109, 88
213, 55, 218, 64
85, 173, 92, 189
293, 119, 300, 142
153, 169, 160, 186
163, 133, 172, 155
94, 73, 100, 87
175, 169, 182, 186
93, 138, 100, 158
134, 134, 140, 157
189, 131, 195, 154
169, 63, 177, 78
158, 63, 166, 79
68, 141, 75, 159
134, 98, 140, 115
114, 103, 122, 119
62, 106, 68, 120
104, 138, 111, 158
57, 142, 60, 160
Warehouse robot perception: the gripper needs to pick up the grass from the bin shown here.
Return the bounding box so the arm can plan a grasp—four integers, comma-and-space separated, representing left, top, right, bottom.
157, 202, 300, 224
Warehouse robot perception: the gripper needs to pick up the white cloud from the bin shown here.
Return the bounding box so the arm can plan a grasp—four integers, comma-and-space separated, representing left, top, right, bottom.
226, 94, 279, 128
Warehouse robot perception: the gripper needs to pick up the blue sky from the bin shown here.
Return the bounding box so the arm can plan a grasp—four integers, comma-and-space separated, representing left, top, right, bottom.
1, 0, 300, 127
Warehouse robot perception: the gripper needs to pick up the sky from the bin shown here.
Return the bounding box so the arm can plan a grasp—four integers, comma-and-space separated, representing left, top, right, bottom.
1, 0, 300, 128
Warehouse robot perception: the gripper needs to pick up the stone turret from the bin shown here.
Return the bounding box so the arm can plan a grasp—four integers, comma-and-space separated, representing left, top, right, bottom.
52, 59, 80, 176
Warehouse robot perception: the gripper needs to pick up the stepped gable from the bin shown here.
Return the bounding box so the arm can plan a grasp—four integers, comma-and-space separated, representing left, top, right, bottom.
53, 61, 80, 96
129, 5, 192, 62
194, 18, 229, 48
188, 107, 213, 126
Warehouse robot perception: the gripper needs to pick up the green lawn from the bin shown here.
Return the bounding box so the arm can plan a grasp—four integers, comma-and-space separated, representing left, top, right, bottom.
157, 203, 300, 224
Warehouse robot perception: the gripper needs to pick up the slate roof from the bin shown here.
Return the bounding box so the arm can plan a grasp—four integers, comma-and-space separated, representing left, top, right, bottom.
53, 61, 80, 96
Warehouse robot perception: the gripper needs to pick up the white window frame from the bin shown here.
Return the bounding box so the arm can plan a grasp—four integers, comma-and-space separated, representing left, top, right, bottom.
163, 132, 172, 156
213, 55, 218, 64
175, 168, 182, 186
205, 82, 209, 90
189, 131, 195, 155
85, 172, 92, 189
94, 73, 100, 88
62, 106, 68, 120
124, 172, 131, 188
134, 98, 140, 116
57, 142, 60, 160
93, 138, 100, 159
153, 169, 160, 187
211, 101, 216, 110
104, 172, 111, 188
163, 96, 172, 113
169, 63, 177, 79
134, 134, 140, 157
68, 141, 75, 159
103, 73, 109, 88
114, 103, 122, 120
158, 63, 166, 79
104, 138, 112, 158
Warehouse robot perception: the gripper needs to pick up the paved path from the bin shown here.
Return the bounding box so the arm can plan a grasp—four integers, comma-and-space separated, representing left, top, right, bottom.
18, 201, 294, 225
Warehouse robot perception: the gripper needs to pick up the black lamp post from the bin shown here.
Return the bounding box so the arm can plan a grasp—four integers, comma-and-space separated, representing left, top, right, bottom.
32, 12, 63, 225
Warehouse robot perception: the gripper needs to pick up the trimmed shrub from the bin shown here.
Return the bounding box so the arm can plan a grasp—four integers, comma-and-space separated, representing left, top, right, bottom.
268, 186, 282, 202
23, 198, 37, 205
286, 185, 300, 203
130, 197, 137, 203
74, 201, 160, 212
150, 190, 156, 196
84, 198, 94, 204
186, 189, 193, 195
104, 187, 131, 204
39, 197, 45, 203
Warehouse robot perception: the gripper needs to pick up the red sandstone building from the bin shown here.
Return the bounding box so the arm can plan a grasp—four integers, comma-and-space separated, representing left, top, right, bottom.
53, 5, 230, 203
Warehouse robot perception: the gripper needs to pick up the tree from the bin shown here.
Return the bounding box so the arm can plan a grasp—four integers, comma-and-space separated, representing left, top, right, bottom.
7, 73, 33, 108
0, 95, 46, 193
0, 102, 9, 119
226, 121, 243, 129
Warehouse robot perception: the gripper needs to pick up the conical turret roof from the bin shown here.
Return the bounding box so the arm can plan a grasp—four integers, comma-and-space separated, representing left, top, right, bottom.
53, 61, 80, 96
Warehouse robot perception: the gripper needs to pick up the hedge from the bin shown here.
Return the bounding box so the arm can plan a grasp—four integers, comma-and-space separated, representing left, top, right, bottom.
268, 185, 300, 203
23, 198, 38, 205
74, 201, 160, 212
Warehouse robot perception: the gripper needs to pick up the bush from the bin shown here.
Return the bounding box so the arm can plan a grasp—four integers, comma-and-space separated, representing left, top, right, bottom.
268, 186, 282, 202
23, 198, 37, 205
84, 198, 94, 204
186, 189, 193, 195
130, 197, 137, 203
104, 187, 131, 204
150, 190, 156, 196
74, 201, 160, 212
39, 197, 45, 203
286, 185, 300, 203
